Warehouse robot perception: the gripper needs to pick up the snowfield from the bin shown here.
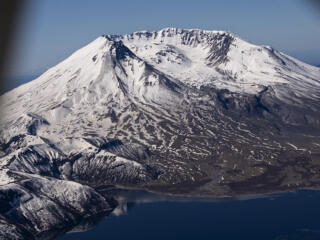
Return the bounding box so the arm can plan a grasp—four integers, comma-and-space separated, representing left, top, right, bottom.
0, 28, 320, 239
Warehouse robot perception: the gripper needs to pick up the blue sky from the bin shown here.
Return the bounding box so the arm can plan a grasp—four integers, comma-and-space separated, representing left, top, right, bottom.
6, 0, 320, 78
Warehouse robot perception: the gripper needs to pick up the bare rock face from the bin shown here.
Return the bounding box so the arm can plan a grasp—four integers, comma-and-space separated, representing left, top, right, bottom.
0, 28, 320, 239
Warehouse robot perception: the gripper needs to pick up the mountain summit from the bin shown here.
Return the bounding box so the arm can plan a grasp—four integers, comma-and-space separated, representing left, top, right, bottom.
0, 28, 320, 238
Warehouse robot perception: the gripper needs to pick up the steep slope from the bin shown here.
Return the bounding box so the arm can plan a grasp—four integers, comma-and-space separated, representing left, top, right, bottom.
112, 28, 320, 95
0, 27, 320, 238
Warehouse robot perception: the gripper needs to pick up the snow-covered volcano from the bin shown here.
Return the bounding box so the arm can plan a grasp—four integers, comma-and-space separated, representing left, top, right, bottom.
0, 28, 320, 239
1, 28, 319, 135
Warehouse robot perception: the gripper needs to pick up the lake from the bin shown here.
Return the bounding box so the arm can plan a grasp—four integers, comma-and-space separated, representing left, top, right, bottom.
59, 190, 320, 240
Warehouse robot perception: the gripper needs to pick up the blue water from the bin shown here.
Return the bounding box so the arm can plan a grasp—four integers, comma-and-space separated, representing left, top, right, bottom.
59, 190, 320, 240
